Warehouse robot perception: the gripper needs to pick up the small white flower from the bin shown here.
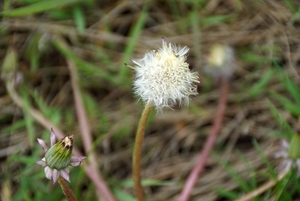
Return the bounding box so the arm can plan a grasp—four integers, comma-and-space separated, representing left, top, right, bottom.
131, 37, 200, 110
274, 140, 300, 175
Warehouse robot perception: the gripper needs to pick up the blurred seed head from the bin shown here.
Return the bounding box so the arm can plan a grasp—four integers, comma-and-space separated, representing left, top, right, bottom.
204, 43, 236, 80
131, 37, 200, 111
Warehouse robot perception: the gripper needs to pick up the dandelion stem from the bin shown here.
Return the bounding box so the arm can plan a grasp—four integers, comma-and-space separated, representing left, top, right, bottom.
235, 171, 289, 201
58, 176, 77, 201
133, 102, 153, 201
179, 78, 229, 201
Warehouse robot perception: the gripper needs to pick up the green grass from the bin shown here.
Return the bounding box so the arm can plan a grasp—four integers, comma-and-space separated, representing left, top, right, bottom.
1, 0, 82, 17
1, 0, 300, 200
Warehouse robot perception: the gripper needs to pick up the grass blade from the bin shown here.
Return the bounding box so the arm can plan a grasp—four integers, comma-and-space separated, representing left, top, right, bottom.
119, 2, 149, 85
1, 0, 81, 17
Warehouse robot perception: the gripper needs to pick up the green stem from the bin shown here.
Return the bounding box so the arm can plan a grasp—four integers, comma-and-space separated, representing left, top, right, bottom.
58, 176, 77, 201
133, 102, 153, 201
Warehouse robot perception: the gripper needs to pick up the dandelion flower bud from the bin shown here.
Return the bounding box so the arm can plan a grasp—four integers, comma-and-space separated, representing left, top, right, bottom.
36, 128, 85, 183
204, 43, 236, 79
45, 135, 73, 170
131, 37, 200, 110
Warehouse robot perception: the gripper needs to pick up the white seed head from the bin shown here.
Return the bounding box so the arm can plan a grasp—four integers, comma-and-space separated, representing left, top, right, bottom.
204, 43, 236, 79
131, 38, 200, 110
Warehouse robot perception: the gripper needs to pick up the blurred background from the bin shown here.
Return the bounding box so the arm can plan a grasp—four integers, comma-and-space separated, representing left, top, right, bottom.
1, 0, 300, 200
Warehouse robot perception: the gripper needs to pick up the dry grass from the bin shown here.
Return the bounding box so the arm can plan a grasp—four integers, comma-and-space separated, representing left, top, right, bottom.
1, 0, 300, 200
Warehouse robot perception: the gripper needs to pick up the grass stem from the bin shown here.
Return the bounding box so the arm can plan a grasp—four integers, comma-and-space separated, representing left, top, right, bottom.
179, 78, 229, 201
67, 59, 116, 201
133, 102, 153, 201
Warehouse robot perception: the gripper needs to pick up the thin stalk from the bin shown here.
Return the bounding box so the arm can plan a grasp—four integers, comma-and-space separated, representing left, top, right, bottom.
235, 171, 289, 201
67, 60, 116, 201
133, 102, 153, 201
179, 78, 229, 201
58, 176, 77, 201
67, 59, 95, 164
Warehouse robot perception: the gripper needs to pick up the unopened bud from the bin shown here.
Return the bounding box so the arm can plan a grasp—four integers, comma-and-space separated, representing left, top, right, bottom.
45, 136, 73, 170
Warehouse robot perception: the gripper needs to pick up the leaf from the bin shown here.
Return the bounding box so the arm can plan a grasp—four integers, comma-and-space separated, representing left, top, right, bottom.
120, 179, 171, 187
266, 99, 293, 139
201, 15, 235, 27
113, 188, 136, 201
248, 69, 274, 98
119, 2, 149, 85
270, 91, 300, 116
1, 0, 81, 17
73, 5, 86, 34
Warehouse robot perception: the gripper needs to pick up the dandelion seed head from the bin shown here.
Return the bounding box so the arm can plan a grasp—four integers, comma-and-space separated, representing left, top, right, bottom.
204, 43, 236, 79
132, 38, 200, 110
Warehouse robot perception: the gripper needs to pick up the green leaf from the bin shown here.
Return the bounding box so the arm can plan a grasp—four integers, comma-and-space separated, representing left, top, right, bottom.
214, 153, 251, 192
248, 69, 274, 98
215, 188, 239, 200
270, 91, 300, 116
279, 71, 300, 105
73, 5, 86, 34
113, 187, 136, 201
120, 179, 171, 187
52, 36, 118, 85
1, 120, 26, 133
1, 0, 81, 17
201, 15, 235, 27
253, 140, 277, 177
20, 87, 35, 147
13, 155, 37, 164
266, 99, 293, 139
119, 2, 149, 85
236, 150, 257, 189
274, 170, 293, 201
